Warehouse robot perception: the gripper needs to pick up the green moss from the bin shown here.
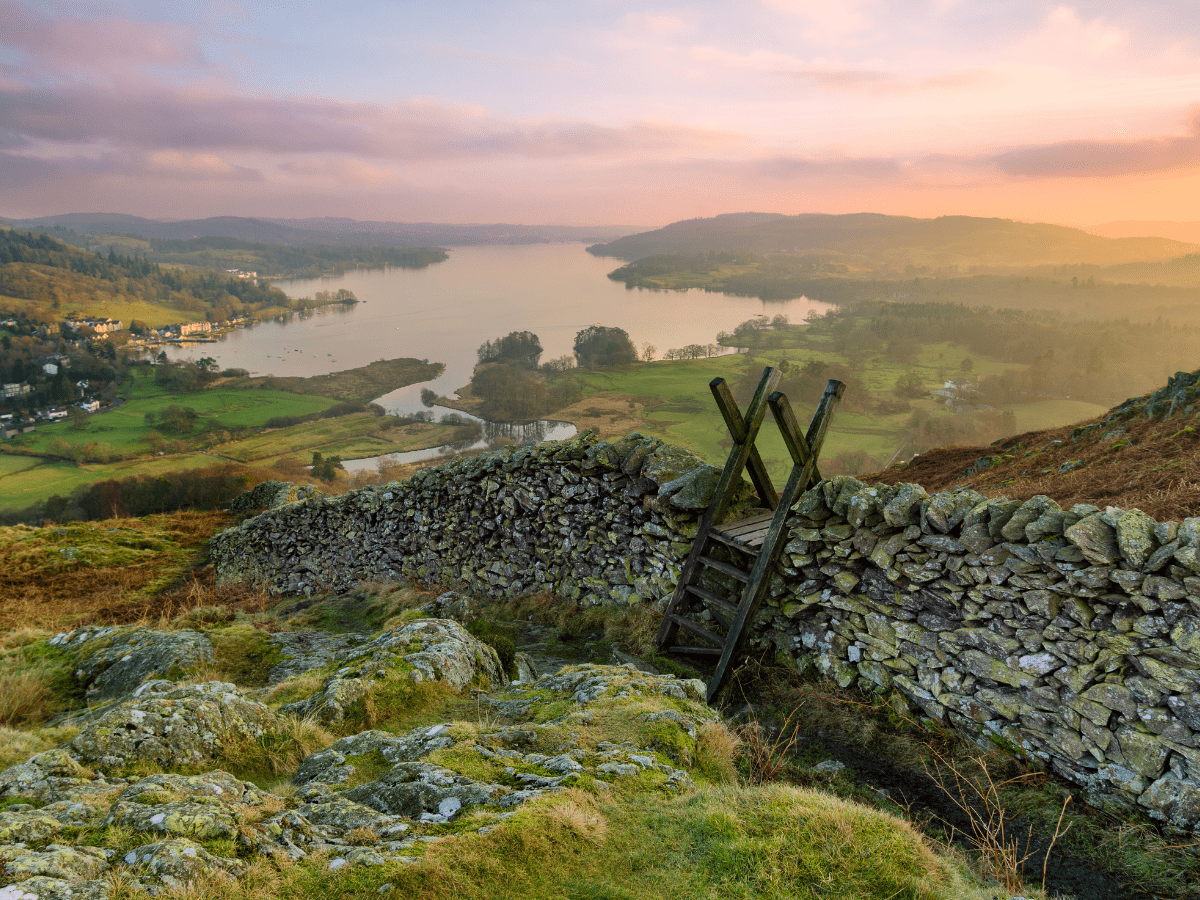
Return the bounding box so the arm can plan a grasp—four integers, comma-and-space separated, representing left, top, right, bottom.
206, 625, 286, 687
342, 676, 458, 734
636, 722, 695, 766
467, 618, 517, 679
426, 747, 519, 786
341, 750, 396, 787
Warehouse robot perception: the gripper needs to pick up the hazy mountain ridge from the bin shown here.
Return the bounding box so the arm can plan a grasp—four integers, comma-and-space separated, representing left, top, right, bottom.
2, 213, 637, 248
588, 212, 1198, 268
1092, 220, 1200, 244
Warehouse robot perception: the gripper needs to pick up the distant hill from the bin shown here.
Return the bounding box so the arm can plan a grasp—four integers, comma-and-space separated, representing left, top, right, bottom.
2, 214, 637, 248
1092, 220, 1200, 244
0, 228, 294, 325
588, 212, 1196, 268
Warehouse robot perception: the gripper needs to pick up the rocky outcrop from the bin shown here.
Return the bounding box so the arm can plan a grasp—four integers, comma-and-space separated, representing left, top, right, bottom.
49, 626, 213, 703
228, 480, 324, 516
68, 682, 280, 772
210, 431, 749, 603
280, 619, 505, 725
0, 654, 713, 896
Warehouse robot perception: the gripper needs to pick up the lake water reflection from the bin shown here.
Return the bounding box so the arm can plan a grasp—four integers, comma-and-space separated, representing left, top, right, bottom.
166, 243, 830, 464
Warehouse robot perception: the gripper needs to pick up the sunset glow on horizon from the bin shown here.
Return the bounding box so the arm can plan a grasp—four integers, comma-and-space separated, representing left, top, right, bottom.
3, 0, 1200, 229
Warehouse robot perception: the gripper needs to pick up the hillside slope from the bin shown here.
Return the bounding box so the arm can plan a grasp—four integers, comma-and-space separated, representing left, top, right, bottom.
865, 368, 1200, 519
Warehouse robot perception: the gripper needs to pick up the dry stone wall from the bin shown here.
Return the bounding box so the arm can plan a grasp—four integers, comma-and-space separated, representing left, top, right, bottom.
212, 433, 1200, 831
749, 475, 1200, 832
210, 431, 745, 604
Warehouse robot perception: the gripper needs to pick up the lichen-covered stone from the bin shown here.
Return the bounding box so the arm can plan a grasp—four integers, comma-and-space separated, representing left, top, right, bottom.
121, 839, 247, 890
281, 620, 503, 725
292, 726, 455, 787
1065, 513, 1120, 565
0, 749, 101, 805
68, 682, 280, 771
101, 772, 267, 839
0, 810, 64, 844
0, 847, 108, 882
295, 791, 407, 836
50, 626, 213, 703
341, 762, 508, 820
882, 484, 928, 527
0, 876, 110, 900
1139, 775, 1200, 829
1115, 509, 1158, 570
267, 631, 371, 683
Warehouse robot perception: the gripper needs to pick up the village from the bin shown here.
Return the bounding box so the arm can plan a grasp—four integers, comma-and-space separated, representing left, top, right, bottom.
0, 312, 254, 440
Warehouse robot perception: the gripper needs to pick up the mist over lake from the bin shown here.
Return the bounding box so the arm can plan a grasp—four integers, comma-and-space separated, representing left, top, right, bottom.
166, 243, 831, 416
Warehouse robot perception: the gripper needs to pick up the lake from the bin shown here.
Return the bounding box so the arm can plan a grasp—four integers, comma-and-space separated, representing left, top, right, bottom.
168, 243, 830, 417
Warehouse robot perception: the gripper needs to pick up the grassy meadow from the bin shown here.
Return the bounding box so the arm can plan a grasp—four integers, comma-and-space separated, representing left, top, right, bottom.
553, 328, 1106, 482
0, 290, 203, 327
6, 370, 336, 457
0, 359, 467, 514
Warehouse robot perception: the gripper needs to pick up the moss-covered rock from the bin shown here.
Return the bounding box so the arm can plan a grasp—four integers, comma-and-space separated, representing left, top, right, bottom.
67, 682, 281, 772
49, 626, 213, 703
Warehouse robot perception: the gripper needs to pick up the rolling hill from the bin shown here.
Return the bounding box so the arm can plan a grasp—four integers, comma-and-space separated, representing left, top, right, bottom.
588, 212, 1197, 268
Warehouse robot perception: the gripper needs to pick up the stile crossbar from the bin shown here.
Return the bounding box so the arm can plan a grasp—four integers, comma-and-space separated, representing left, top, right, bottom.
655, 367, 845, 703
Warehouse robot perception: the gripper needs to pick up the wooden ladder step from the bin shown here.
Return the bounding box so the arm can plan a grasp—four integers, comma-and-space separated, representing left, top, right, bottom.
697, 555, 750, 582
666, 645, 723, 658
666, 614, 725, 648
685, 584, 738, 619
711, 511, 775, 550
707, 530, 764, 552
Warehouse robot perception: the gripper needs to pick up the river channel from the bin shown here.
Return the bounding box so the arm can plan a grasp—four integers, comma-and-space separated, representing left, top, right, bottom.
166, 243, 830, 467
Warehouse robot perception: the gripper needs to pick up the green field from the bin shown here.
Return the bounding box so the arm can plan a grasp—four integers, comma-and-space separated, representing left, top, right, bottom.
5, 371, 336, 458
215, 415, 478, 464
566, 355, 880, 482
560, 334, 1104, 480
0, 292, 202, 328
0, 453, 218, 511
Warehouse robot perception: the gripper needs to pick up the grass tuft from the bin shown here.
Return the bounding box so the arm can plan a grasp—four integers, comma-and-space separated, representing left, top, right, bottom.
216, 716, 335, 786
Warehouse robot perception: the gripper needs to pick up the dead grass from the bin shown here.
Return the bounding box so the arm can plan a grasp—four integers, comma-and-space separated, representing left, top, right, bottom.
867, 410, 1200, 519
923, 749, 1070, 896
0, 723, 80, 770
694, 721, 740, 783
0, 658, 62, 727
549, 392, 652, 440
217, 715, 335, 786
737, 708, 803, 785
0, 510, 233, 632
543, 789, 607, 844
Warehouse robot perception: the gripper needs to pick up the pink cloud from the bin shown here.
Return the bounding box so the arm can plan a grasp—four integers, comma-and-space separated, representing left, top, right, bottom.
0, 0, 210, 82
142, 150, 261, 181
0, 82, 740, 161
991, 116, 1200, 178
688, 46, 1000, 95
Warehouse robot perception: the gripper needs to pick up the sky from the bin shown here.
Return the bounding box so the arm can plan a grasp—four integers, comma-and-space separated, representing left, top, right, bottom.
2, 0, 1200, 228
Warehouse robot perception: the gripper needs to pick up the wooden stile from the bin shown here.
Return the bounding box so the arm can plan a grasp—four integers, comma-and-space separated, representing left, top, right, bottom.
656, 369, 845, 703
